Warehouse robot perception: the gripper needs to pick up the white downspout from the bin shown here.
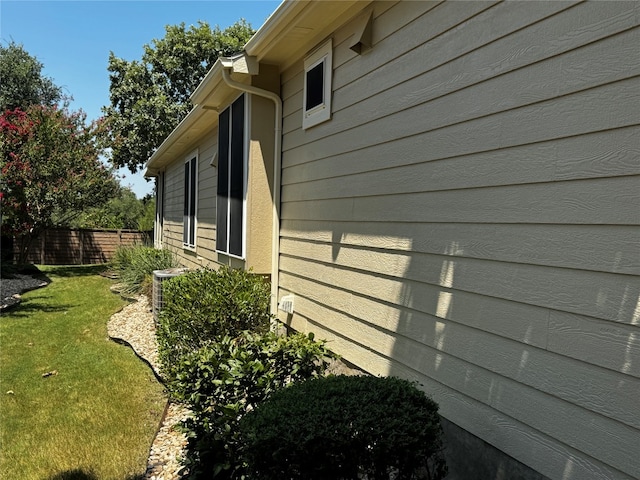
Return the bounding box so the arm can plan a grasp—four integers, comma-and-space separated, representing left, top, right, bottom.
220, 67, 283, 317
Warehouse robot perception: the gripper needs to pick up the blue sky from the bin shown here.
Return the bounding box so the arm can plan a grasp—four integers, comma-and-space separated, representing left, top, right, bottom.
0, 0, 280, 198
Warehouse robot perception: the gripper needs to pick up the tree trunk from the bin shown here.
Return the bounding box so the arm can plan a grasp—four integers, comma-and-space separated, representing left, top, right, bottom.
15, 231, 37, 267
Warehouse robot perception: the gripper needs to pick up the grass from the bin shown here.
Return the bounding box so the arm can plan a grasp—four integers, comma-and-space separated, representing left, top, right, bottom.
0, 265, 167, 480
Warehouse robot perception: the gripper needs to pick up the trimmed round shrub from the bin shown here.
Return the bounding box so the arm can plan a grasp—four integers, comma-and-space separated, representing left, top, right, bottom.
239, 375, 448, 480
156, 266, 272, 382
174, 331, 336, 480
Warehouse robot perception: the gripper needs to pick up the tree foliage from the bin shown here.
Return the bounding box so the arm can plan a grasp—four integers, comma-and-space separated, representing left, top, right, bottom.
0, 41, 66, 111
137, 195, 156, 231
0, 106, 118, 264
69, 185, 155, 230
102, 20, 254, 173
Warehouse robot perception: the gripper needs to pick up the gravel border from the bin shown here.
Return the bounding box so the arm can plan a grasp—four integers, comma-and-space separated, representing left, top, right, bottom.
107, 293, 191, 480
2, 273, 190, 479
5, 272, 361, 479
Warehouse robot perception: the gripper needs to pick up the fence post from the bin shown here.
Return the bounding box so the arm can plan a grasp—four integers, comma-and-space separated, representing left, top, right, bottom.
79, 230, 85, 265
40, 231, 45, 265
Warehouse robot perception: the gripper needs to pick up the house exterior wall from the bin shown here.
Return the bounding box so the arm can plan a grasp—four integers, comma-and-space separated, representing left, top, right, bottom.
161, 130, 218, 270
158, 86, 276, 275
245, 95, 275, 275
277, 2, 640, 479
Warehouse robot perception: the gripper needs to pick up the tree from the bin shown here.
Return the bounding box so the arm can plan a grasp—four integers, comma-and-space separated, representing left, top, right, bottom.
138, 195, 156, 232
0, 41, 66, 111
102, 20, 254, 173
69, 185, 142, 230
0, 105, 118, 264
69, 186, 156, 231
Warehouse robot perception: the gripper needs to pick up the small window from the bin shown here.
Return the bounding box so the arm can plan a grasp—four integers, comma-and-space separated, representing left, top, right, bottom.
303, 39, 332, 129
183, 152, 198, 248
305, 62, 324, 110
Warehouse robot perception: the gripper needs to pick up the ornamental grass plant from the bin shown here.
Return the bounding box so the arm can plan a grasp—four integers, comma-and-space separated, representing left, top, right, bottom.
110, 244, 178, 299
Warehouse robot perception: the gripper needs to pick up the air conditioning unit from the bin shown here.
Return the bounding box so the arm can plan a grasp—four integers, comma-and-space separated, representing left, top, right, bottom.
152, 267, 188, 322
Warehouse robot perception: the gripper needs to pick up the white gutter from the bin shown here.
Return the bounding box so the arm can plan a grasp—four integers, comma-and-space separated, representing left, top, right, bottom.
220, 66, 283, 317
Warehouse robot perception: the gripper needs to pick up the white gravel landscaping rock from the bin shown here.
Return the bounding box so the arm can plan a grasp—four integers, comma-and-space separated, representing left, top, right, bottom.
107, 295, 191, 480
3, 271, 191, 478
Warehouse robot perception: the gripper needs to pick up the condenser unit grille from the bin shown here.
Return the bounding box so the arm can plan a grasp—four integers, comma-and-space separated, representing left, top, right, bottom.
152, 268, 187, 322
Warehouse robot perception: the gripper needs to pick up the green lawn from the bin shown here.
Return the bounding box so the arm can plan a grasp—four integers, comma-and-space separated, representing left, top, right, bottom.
0, 265, 166, 480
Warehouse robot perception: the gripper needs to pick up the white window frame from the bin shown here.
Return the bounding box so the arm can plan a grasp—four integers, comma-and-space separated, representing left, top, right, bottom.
216, 93, 248, 259
183, 150, 198, 249
154, 171, 165, 248
303, 38, 333, 129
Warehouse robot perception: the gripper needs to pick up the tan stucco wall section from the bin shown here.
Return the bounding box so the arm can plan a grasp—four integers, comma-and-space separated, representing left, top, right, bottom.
245, 64, 279, 275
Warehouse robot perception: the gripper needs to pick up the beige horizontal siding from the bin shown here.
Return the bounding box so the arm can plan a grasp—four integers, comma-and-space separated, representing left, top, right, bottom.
279, 243, 637, 327
159, 132, 218, 270
280, 220, 639, 275
281, 290, 637, 466
332, 0, 631, 115
283, 76, 639, 167
278, 1, 640, 479
282, 126, 640, 195
282, 176, 640, 225
287, 310, 632, 480
283, 1, 636, 142
195, 136, 217, 263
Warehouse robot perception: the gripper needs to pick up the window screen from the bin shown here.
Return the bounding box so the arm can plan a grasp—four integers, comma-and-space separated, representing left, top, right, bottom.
216, 94, 245, 257
305, 62, 324, 111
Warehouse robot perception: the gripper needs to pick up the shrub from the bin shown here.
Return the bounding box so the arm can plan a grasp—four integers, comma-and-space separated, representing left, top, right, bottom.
174, 331, 336, 479
239, 375, 448, 480
156, 266, 271, 382
110, 245, 177, 298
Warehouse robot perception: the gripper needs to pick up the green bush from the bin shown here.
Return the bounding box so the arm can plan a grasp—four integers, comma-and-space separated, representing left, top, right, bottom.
156, 266, 271, 382
239, 375, 448, 480
174, 331, 336, 480
110, 245, 177, 298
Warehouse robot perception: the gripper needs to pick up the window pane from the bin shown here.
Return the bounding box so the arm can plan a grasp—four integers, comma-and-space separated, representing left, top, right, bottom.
183, 161, 189, 244
189, 157, 197, 245
216, 108, 230, 252
305, 61, 324, 111
216, 95, 245, 257
229, 95, 244, 256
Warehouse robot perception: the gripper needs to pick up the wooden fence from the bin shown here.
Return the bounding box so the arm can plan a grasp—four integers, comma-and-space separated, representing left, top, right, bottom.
15, 228, 152, 265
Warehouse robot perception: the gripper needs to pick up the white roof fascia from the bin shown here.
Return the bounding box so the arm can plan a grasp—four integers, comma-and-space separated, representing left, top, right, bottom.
190, 59, 224, 106
244, 1, 304, 58
144, 104, 204, 176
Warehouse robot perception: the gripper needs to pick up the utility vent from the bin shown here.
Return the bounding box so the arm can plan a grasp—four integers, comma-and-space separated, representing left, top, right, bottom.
152, 267, 188, 322
278, 294, 295, 314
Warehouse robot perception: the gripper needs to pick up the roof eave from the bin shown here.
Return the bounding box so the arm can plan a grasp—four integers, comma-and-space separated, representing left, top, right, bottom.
244, 1, 306, 58
143, 104, 210, 176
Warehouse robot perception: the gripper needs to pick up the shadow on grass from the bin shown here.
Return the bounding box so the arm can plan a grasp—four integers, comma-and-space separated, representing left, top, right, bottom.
3, 297, 77, 318
48, 469, 145, 480
48, 469, 98, 480
41, 265, 108, 278
2, 265, 112, 317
